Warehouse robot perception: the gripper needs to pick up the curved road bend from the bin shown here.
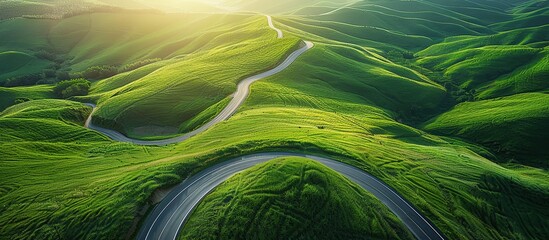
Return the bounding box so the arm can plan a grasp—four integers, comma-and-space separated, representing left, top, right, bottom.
266, 15, 283, 38
137, 152, 445, 240
84, 41, 314, 146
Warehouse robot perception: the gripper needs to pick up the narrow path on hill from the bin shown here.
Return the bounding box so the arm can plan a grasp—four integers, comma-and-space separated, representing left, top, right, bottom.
266, 15, 283, 38
84, 16, 312, 146
137, 153, 446, 240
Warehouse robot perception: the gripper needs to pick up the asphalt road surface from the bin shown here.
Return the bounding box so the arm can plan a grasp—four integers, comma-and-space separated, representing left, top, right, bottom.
266, 15, 283, 38
137, 152, 445, 240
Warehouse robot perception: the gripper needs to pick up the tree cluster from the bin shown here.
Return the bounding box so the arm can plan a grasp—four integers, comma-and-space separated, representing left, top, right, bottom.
53, 79, 91, 99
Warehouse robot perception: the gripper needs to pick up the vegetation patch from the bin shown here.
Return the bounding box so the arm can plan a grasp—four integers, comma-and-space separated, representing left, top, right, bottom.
181, 157, 414, 240
53, 79, 91, 99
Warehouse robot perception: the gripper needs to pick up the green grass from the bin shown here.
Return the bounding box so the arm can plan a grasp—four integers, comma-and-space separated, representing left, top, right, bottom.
0, 11, 281, 80
1, 1, 549, 240
490, 11, 549, 30
0, 85, 55, 111
0, 51, 52, 84
307, 7, 486, 40
0, 51, 33, 72
0, 99, 173, 239
417, 24, 549, 56
423, 92, 549, 168
88, 16, 301, 138
277, 17, 434, 51
354, 0, 511, 25
222, 0, 357, 14
173, 100, 549, 240
3, 70, 548, 239
243, 43, 447, 121
48, 12, 258, 71
417, 45, 549, 99
181, 157, 414, 240
0, 99, 103, 142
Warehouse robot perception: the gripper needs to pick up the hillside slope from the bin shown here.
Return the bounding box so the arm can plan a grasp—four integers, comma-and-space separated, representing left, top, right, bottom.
0, 1, 548, 240
182, 157, 414, 240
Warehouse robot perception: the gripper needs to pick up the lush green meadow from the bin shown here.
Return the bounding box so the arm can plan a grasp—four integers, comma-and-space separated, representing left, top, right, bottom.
0, 85, 54, 111
0, 0, 548, 239
181, 157, 414, 240
87, 16, 301, 138
423, 93, 549, 168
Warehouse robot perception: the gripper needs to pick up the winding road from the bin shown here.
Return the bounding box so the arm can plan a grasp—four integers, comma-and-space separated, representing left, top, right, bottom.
137, 153, 445, 240
85, 33, 312, 145
266, 15, 283, 38
84, 15, 444, 240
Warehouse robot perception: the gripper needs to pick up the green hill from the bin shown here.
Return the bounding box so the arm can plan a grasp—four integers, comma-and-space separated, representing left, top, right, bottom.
0, 51, 52, 84
423, 92, 549, 168
417, 24, 549, 56
86, 16, 300, 138
308, 8, 484, 40
0, 99, 103, 142
181, 157, 414, 240
0, 51, 33, 73
0, 85, 54, 111
242, 43, 447, 121
0, 99, 172, 239
0, 12, 277, 85
1, 1, 548, 240
418, 45, 548, 99
277, 17, 434, 50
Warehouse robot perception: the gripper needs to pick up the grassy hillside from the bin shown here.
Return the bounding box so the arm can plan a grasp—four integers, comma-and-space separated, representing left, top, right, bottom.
242, 43, 447, 122
417, 24, 549, 56
416, 23, 549, 100
2, 58, 548, 240
0, 85, 54, 111
423, 93, 549, 168
48, 12, 256, 71
174, 88, 549, 239
181, 157, 414, 240
1, 1, 548, 240
0, 0, 60, 20
490, 6, 549, 31
418, 45, 548, 99
224, 0, 357, 14
0, 99, 173, 239
0, 11, 275, 85
277, 17, 434, 51
0, 51, 53, 84
0, 51, 34, 72
0, 99, 105, 142
87, 16, 301, 138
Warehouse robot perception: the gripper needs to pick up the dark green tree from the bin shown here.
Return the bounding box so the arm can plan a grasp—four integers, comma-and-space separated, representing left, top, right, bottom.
53, 78, 91, 98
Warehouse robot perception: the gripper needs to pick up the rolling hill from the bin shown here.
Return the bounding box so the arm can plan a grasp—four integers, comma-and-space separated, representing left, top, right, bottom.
181, 157, 414, 240
0, 0, 548, 240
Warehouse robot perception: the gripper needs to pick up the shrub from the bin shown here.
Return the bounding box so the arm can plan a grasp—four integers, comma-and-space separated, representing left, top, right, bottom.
14, 98, 31, 105
56, 71, 71, 80
34, 50, 60, 62
82, 66, 118, 80
3, 73, 43, 87
43, 69, 56, 78
54, 79, 91, 99
119, 58, 161, 72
